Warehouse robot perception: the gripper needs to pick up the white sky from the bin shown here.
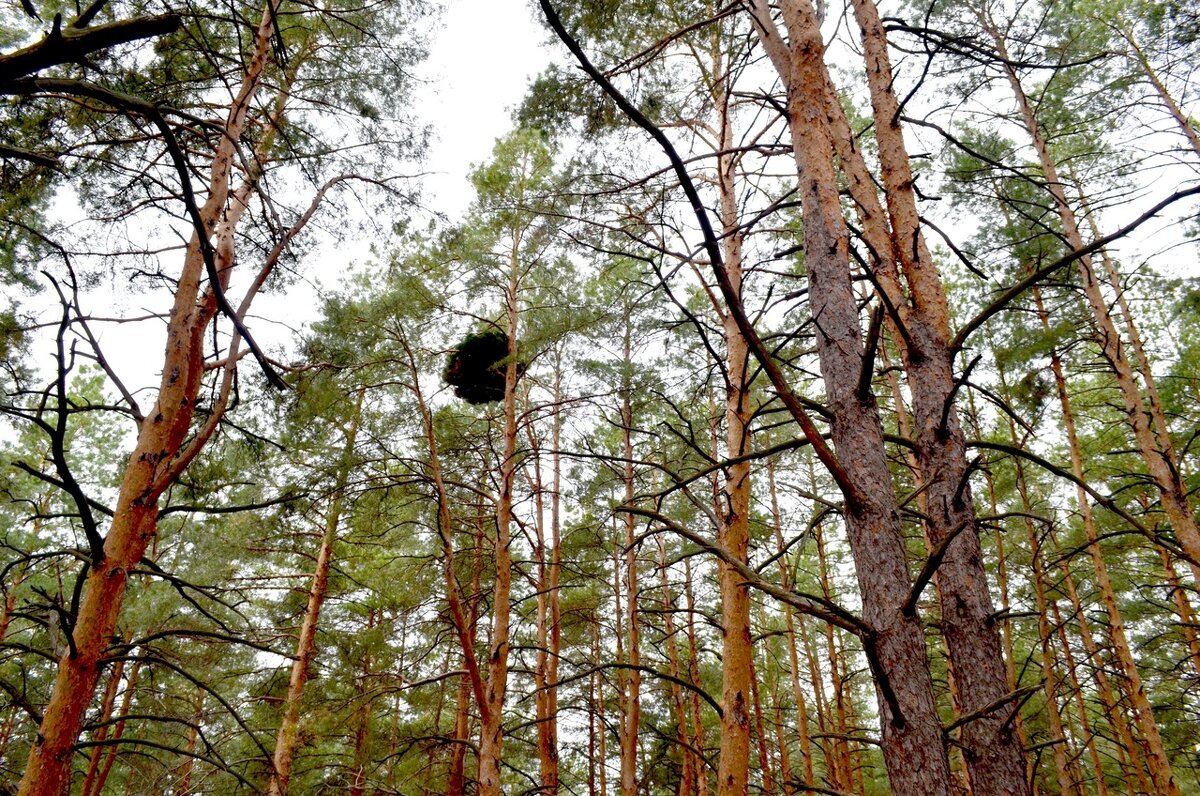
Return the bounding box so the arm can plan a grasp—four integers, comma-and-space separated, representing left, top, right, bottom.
412, 0, 555, 219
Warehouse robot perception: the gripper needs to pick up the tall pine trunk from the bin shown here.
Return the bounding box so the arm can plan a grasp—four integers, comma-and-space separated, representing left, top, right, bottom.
1033, 286, 1179, 795
712, 53, 754, 796
17, 9, 281, 793
746, 3, 953, 792
476, 241, 521, 796
268, 390, 362, 795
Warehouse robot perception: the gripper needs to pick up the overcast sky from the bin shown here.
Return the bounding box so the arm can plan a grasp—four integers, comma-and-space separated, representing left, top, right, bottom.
413, 0, 555, 219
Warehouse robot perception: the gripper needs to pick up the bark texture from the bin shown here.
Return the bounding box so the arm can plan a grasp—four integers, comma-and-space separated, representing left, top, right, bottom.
16, 5, 281, 792
746, 3, 953, 793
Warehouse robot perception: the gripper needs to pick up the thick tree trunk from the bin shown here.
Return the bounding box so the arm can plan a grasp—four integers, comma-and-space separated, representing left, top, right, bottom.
835, 2, 1030, 789
746, 4, 953, 793
17, 6, 283, 794
268, 391, 362, 796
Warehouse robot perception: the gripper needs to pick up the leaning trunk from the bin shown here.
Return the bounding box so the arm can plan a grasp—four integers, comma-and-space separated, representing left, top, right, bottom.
268, 391, 362, 796
16, 8, 281, 793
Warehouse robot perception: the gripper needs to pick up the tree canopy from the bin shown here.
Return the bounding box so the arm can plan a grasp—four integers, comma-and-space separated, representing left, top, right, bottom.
0, 0, 1198, 794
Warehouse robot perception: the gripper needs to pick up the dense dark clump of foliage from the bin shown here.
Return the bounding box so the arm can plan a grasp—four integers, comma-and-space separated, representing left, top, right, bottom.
443, 329, 523, 404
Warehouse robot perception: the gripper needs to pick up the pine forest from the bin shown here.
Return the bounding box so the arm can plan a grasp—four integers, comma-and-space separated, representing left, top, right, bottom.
1, 0, 1199, 793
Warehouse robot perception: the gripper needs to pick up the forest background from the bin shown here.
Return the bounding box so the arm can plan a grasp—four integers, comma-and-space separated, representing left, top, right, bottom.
0, 0, 1198, 794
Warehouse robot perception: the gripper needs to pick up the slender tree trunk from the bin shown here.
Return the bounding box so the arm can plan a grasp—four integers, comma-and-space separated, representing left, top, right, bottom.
771, 678, 795, 796
1050, 529, 1149, 796
1049, 596, 1109, 796
348, 609, 375, 796
712, 61, 754, 796
986, 7, 1200, 601
0, 563, 26, 643
816, 526, 851, 794
1015, 461, 1077, 796
684, 557, 709, 796
748, 655, 775, 794
797, 609, 834, 783
545, 365, 564, 791
1034, 286, 1179, 795
595, 616, 609, 796
658, 537, 696, 796
618, 318, 641, 796
84, 657, 143, 796
176, 687, 206, 796
969, 389, 1035, 788
477, 247, 522, 796
1158, 548, 1200, 670
527, 415, 558, 794
78, 657, 126, 796
268, 390, 363, 796
448, 646, 472, 796
1116, 23, 1200, 158
0, 710, 16, 765
405, 330, 488, 796
768, 460, 815, 789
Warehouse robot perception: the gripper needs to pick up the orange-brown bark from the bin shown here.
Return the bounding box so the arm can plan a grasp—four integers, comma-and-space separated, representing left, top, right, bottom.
1032, 285, 1180, 795
16, 7, 282, 793
78, 657, 125, 796
834, 2, 1030, 788
476, 241, 521, 796
712, 60, 754, 796
618, 320, 641, 796
176, 687, 205, 796
657, 537, 696, 796
82, 657, 142, 796
768, 460, 815, 788
268, 392, 362, 796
